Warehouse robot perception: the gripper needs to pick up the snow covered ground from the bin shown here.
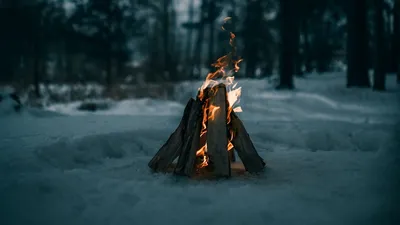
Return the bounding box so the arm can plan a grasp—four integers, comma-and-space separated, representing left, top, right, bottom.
0, 73, 399, 225
45, 98, 184, 116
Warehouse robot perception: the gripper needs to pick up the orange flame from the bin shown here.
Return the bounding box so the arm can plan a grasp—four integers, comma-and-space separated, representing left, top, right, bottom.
195, 17, 242, 169
227, 129, 234, 151
208, 104, 220, 121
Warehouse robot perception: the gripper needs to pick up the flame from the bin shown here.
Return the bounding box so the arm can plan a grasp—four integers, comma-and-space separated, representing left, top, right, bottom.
201, 101, 208, 133
208, 104, 220, 121
195, 17, 242, 169
196, 144, 208, 168
227, 129, 234, 151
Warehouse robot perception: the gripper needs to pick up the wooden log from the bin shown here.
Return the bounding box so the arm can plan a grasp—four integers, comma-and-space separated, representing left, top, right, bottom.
230, 111, 265, 173
174, 98, 203, 175
183, 110, 203, 176
181, 87, 210, 176
148, 98, 194, 171
226, 88, 236, 163
207, 84, 231, 177
228, 149, 236, 162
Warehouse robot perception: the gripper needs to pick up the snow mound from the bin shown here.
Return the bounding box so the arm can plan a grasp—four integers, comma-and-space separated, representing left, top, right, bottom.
37, 130, 165, 170
45, 98, 184, 116
0, 94, 20, 116
0, 99, 63, 118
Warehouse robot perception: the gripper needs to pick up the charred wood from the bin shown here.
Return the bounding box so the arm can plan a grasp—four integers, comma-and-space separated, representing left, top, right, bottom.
207, 84, 231, 177
183, 111, 203, 176
174, 98, 203, 175
148, 98, 194, 171
230, 112, 265, 173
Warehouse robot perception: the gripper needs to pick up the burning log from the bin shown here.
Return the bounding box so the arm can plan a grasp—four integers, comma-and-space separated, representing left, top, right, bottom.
230, 111, 266, 173
206, 84, 231, 177
148, 98, 194, 171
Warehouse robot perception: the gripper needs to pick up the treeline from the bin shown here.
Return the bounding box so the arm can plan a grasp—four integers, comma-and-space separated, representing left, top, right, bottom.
0, 0, 399, 96
278, 0, 399, 90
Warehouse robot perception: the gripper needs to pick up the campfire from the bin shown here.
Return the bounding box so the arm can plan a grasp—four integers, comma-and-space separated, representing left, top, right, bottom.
148, 18, 265, 178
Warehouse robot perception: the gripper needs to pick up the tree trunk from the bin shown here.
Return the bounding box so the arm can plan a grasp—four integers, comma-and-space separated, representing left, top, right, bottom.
393, 1, 400, 83
33, 39, 41, 98
373, 0, 385, 91
278, 0, 295, 89
346, 0, 370, 87
116, 58, 122, 80
207, 0, 216, 66
245, 56, 257, 78
33, 12, 42, 98
243, 0, 260, 78
105, 0, 113, 91
106, 43, 112, 90
163, 0, 171, 80
231, 0, 236, 17
293, 17, 302, 76
185, 0, 195, 76
192, 0, 206, 79
303, 19, 312, 73
169, 3, 178, 80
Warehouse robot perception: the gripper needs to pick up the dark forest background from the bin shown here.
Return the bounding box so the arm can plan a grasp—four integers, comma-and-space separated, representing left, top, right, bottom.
0, 0, 399, 101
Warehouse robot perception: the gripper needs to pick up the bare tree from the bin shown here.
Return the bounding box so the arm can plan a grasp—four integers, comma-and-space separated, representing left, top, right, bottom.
346, 0, 370, 87
184, 0, 195, 66
243, 0, 263, 78
277, 0, 295, 89
373, 0, 385, 91
207, 0, 217, 65
393, 1, 400, 83
192, 0, 207, 79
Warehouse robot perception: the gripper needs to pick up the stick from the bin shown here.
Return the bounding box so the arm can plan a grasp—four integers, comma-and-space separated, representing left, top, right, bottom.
229, 149, 236, 162
230, 111, 265, 173
183, 110, 203, 176
174, 98, 203, 175
148, 98, 194, 171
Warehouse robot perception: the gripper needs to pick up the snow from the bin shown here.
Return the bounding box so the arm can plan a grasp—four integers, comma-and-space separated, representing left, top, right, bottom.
0, 94, 18, 116
1, 73, 399, 225
45, 98, 184, 116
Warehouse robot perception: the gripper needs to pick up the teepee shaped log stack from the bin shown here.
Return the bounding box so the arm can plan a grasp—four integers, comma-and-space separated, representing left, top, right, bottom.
148, 84, 265, 178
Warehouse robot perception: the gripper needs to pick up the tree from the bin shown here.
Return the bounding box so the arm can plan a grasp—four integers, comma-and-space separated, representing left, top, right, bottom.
277, 0, 295, 89
184, 0, 195, 71
346, 0, 370, 87
182, 0, 202, 79
0, 0, 51, 97
162, 0, 175, 80
373, 0, 385, 91
192, 0, 207, 79
243, 0, 263, 78
0, 0, 18, 83
393, 1, 400, 83
206, 0, 224, 66
70, 0, 142, 87
300, 2, 314, 73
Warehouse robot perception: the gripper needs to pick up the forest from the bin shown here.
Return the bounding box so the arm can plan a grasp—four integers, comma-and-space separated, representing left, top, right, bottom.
0, 0, 399, 102
1, 1, 400, 224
